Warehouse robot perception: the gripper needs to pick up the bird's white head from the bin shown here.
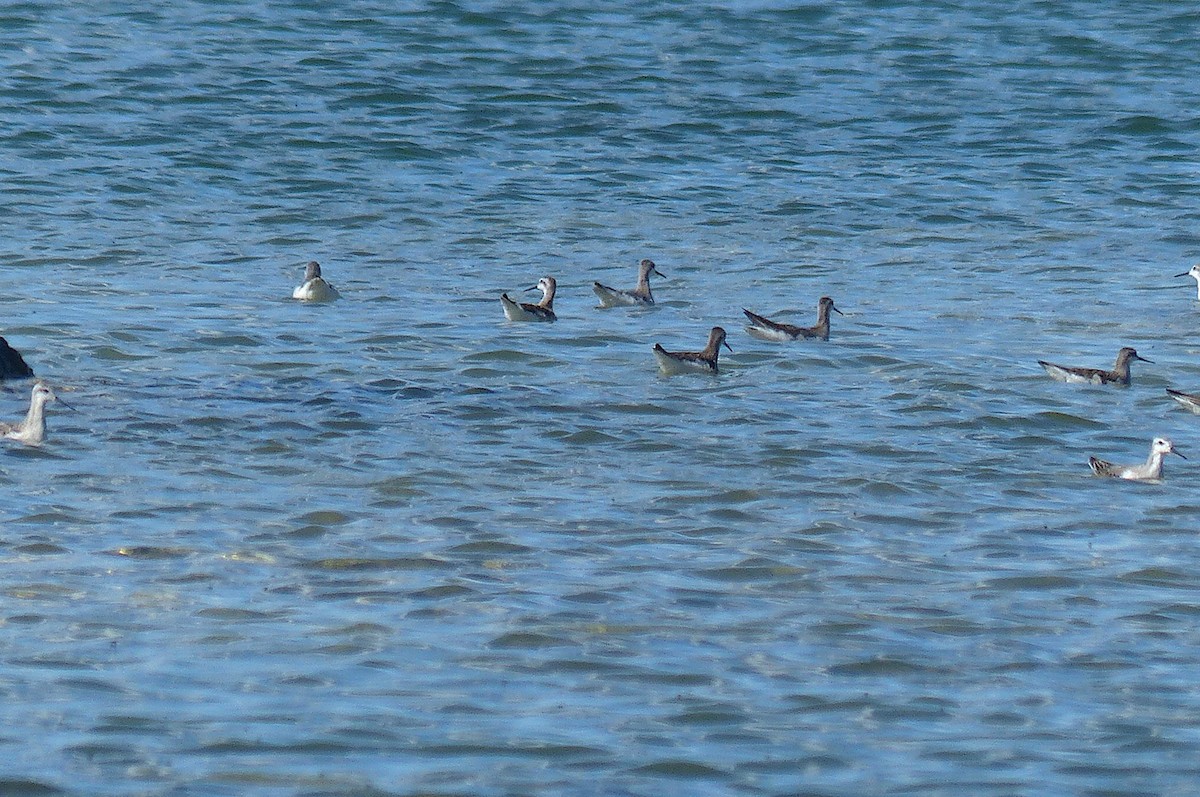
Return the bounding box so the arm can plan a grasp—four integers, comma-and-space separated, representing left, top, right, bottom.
31, 382, 55, 404
1152, 437, 1185, 459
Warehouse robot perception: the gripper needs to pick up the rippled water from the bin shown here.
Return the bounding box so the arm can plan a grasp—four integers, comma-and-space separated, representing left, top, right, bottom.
4, 2, 1200, 795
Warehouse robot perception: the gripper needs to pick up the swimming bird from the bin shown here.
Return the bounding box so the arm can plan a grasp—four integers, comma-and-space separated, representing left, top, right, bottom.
0, 336, 33, 379
1166, 388, 1200, 414
653, 327, 732, 375
292, 261, 341, 301
500, 276, 557, 322
0, 382, 67, 446
1089, 437, 1185, 481
743, 297, 843, 342
1038, 347, 1150, 386
593, 258, 664, 307
1175, 265, 1200, 300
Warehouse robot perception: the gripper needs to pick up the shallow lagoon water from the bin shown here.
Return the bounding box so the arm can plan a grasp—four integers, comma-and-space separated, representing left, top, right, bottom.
4, 2, 1200, 795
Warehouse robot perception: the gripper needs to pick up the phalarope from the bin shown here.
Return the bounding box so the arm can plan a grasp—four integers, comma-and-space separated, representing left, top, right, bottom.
1, 382, 70, 446
0, 336, 33, 379
1089, 437, 1185, 481
1166, 388, 1200, 414
1038, 347, 1150, 386
653, 327, 731, 375
593, 258, 664, 307
1175, 265, 1200, 300
292, 261, 341, 301
744, 297, 843, 342
501, 276, 556, 322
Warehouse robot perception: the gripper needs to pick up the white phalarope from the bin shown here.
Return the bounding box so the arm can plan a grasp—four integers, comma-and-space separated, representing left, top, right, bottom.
501, 276, 557, 322
1038, 347, 1150, 386
653, 327, 731, 375
1166, 388, 1200, 414
744, 296, 843, 342
1175, 265, 1200, 300
0, 336, 34, 379
0, 382, 72, 446
292, 261, 341, 301
1089, 437, 1185, 481
593, 258, 664, 307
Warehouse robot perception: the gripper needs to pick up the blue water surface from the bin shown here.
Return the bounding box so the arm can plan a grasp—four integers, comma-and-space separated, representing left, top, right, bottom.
3, 2, 1200, 795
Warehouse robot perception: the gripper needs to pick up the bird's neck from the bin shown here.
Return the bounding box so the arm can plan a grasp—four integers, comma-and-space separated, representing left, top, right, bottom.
22, 397, 47, 438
